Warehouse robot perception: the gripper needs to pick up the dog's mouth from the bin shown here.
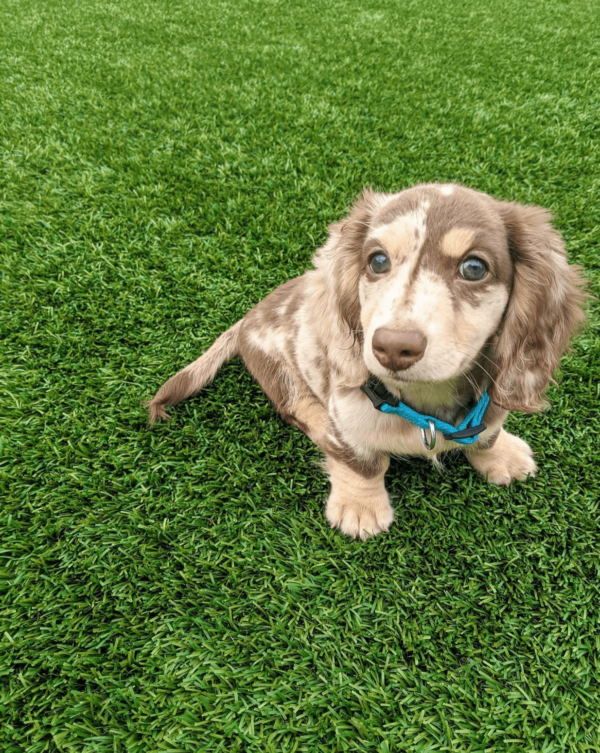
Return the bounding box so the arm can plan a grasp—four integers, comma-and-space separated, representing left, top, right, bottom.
367, 362, 423, 386
369, 347, 481, 387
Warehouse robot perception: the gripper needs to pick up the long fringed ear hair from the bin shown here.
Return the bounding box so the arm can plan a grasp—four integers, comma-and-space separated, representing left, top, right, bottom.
490, 201, 587, 412
330, 188, 382, 341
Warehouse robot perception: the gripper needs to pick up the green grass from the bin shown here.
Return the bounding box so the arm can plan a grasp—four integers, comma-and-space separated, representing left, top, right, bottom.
1, 0, 599, 749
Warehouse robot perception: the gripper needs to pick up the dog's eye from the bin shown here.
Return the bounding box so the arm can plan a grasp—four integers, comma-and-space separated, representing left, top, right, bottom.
459, 257, 487, 281
369, 253, 390, 274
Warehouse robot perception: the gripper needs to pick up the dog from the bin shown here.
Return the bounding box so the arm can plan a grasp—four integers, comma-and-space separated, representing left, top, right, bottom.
148, 183, 586, 539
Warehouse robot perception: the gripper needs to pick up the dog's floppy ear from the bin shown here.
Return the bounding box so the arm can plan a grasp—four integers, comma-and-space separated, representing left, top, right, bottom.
491, 201, 587, 412
330, 188, 381, 336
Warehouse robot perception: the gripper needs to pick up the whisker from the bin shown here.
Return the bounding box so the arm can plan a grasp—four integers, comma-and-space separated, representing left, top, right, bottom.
451, 348, 500, 390
451, 340, 497, 367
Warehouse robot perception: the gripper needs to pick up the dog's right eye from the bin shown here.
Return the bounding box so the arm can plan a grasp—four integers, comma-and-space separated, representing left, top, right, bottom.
369, 253, 390, 274
459, 257, 488, 281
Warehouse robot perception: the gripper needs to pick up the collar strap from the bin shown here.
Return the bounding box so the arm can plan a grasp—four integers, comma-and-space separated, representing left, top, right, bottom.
360, 378, 489, 446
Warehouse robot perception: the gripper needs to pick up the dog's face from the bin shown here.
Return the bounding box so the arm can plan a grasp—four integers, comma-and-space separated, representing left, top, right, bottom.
325, 183, 585, 412
359, 184, 512, 385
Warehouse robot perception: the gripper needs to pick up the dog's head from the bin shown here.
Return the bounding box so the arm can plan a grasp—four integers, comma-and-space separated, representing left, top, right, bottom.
323, 183, 586, 411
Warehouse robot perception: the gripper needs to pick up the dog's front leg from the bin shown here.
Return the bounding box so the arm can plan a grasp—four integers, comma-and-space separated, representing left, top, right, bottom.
324, 455, 393, 540
464, 427, 537, 486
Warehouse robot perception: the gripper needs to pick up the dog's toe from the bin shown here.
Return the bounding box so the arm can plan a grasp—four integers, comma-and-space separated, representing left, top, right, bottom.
467, 430, 537, 486
326, 495, 394, 540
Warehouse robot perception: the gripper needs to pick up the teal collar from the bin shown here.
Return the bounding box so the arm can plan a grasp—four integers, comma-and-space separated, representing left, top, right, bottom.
360, 377, 489, 450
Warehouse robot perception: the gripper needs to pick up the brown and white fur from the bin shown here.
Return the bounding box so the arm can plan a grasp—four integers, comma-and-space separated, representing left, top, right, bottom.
148, 184, 586, 540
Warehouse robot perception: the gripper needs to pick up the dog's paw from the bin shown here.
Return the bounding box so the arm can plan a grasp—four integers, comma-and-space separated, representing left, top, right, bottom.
467, 430, 537, 486
326, 492, 394, 540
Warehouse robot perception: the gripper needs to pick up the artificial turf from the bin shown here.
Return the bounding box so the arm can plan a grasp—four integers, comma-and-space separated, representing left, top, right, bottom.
1, 0, 599, 749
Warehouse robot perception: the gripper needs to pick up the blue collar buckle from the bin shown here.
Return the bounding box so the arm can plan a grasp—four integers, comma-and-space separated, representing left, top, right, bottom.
360, 378, 489, 448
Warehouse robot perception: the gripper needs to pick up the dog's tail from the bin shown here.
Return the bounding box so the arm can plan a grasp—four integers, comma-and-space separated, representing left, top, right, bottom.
147, 319, 243, 425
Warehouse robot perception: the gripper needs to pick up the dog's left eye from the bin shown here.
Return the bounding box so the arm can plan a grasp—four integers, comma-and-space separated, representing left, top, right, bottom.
369, 253, 390, 274
459, 257, 487, 281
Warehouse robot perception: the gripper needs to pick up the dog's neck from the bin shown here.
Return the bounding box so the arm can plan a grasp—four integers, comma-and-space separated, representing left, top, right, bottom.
378, 345, 493, 425
383, 378, 458, 409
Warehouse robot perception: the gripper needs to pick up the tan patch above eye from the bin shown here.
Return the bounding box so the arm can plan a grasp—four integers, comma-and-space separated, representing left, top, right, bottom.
441, 227, 475, 258
374, 223, 411, 255
371, 208, 429, 258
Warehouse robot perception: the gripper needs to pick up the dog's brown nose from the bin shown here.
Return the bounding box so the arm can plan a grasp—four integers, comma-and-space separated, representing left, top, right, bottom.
372, 328, 427, 371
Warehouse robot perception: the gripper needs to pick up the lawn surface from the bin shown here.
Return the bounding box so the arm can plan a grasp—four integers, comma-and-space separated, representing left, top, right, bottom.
1, 0, 600, 750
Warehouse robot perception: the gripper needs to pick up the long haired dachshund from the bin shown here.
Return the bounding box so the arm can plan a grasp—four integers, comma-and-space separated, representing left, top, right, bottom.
149, 184, 586, 539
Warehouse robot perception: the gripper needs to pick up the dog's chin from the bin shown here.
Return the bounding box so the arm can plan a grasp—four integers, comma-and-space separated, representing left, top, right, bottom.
366, 351, 474, 388
380, 373, 417, 385
377, 367, 464, 388
364, 360, 422, 386
381, 354, 481, 387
